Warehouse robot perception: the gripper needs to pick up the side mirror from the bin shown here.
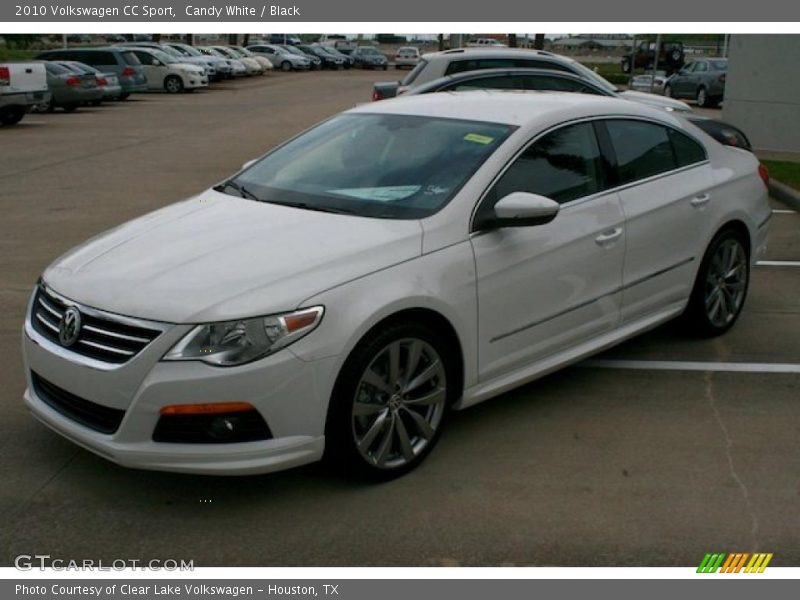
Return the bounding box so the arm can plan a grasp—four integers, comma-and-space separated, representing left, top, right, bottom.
491, 192, 560, 228
241, 159, 257, 170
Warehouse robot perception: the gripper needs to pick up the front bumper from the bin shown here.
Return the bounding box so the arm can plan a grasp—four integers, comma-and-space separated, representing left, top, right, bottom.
22, 312, 337, 475
184, 75, 209, 89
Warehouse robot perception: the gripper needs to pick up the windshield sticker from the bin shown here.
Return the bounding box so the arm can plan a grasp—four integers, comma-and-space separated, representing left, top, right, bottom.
329, 186, 421, 202
463, 133, 495, 145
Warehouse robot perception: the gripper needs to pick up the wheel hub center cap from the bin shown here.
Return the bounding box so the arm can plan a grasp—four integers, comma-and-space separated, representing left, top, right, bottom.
388, 395, 403, 411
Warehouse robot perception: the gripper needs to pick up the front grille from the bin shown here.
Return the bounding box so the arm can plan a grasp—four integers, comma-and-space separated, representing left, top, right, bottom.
31, 372, 125, 434
31, 286, 162, 365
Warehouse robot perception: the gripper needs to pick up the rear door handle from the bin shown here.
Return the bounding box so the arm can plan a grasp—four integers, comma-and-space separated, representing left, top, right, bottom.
595, 227, 623, 245
691, 193, 710, 207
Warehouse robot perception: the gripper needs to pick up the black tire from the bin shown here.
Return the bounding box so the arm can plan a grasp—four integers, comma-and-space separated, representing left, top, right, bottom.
696, 86, 709, 108
280, 60, 291, 72
325, 320, 456, 480
683, 228, 750, 337
0, 106, 26, 126
164, 75, 183, 94
62, 104, 78, 113
118, 93, 129, 101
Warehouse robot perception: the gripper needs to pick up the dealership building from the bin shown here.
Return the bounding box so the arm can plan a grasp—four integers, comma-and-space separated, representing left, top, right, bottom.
723, 34, 800, 155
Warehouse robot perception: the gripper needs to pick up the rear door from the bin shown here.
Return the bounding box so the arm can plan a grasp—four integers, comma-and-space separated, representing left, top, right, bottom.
600, 118, 713, 323
471, 121, 625, 381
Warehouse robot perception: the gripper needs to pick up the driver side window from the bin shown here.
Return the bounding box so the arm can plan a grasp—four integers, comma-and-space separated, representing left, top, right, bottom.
475, 122, 607, 228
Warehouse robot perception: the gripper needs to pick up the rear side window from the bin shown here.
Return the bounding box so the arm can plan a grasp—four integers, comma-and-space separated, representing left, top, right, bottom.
519, 75, 599, 93
485, 122, 606, 208
668, 129, 707, 166
605, 120, 677, 184
82, 51, 116, 67
450, 75, 520, 91
122, 51, 141, 65
45, 62, 70, 75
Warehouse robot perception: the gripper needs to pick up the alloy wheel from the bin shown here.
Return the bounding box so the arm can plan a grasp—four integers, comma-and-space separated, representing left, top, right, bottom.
704, 239, 747, 328
351, 338, 447, 470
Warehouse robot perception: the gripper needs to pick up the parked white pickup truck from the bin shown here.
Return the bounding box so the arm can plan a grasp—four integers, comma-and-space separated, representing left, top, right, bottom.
0, 62, 50, 125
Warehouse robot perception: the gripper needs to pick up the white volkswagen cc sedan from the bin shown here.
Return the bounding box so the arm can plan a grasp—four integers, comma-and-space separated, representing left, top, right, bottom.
22, 92, 771, 478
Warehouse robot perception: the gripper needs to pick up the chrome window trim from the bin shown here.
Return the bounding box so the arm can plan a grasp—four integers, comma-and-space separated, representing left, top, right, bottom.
469, 114, 710, 233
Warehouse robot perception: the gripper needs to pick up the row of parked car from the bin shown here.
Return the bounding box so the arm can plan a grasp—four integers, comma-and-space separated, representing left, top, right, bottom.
629, 58, 728, 108
371, 48, 750, 151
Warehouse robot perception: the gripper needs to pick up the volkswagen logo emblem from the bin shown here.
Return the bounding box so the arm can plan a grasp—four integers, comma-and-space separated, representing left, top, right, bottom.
58, 306, 82, 347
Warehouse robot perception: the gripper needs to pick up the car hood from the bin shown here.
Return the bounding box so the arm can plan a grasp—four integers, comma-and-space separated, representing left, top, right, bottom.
43, 189, 423, 324
618, 90, 691, 113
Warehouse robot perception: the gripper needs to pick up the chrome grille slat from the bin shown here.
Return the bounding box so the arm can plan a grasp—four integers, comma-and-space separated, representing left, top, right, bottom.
37, 296, 63, 319
81, 324, 150, 344
29, 285, 165, 365
77, 339, 136, 357
35, 311, 60, 333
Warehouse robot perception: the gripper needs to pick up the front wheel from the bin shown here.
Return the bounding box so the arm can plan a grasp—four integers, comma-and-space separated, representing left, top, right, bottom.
325, 322, 454, 479
696, 86, 709, 107
683, 229, 750, 337
280, 60, 292, 72
164, 75, 184, 94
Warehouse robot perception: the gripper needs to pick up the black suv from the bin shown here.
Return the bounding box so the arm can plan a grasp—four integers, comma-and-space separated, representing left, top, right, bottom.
621, 41, 685, 74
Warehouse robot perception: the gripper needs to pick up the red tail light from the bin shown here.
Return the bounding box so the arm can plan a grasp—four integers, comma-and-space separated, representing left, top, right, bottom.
66, 76, 80, 87
0, 66, 9, 86
121, 66, 136, 77
97, 77, 108, 86
758, 163, 770, 188
372, 90, 380, 101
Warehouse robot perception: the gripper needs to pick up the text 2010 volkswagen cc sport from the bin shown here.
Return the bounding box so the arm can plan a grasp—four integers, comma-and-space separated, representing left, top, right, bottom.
23, 92, 770, 478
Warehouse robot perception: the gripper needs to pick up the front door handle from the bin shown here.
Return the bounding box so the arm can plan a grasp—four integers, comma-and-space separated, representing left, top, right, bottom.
691, 193, 711, 207
595, 227, 623, 245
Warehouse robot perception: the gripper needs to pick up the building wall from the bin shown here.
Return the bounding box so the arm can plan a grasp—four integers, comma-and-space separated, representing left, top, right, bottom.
722, 34, 800, 153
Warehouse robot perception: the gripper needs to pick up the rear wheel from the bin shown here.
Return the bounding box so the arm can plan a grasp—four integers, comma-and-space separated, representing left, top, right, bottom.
683, 229, 750, 337
164, 75, 183, 94
118, 92, 129, 100
326, 321, 454, 479
280, 61, 292, 72
62, 103, 78, 113
0, 106, 26, 125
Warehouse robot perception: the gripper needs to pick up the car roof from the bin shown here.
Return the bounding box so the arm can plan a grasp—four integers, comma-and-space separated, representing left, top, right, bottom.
422, 47, 567, 62
349, 90, 682, 128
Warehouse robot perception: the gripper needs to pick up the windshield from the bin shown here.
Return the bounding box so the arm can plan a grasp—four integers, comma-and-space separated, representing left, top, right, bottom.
159, 46, 183, 58
233, 46, 253, 56
148, 49, 176, 64
359, 47, 381, 56
282, 46, 305, 56
709, 59, 728, 71
224, 114, 513, 219
564, 60, 618, 93
174, 44, 201, 56
213, 47, 236, 58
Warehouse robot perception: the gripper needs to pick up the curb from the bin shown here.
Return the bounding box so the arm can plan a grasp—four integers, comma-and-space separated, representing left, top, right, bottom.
769, 180, 800, 212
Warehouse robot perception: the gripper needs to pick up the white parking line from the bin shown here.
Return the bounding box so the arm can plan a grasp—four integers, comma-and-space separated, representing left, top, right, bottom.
772, 209, 796, 214
583, 359, 800, 373
756, 260, 800, 267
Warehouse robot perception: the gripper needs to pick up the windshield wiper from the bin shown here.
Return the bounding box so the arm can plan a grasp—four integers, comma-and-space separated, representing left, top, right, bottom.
213, 180, 261, 201
269, 200, 357, 215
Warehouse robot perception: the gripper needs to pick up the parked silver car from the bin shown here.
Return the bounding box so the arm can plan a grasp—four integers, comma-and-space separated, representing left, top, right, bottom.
56, 61, 123, 101
665, 58, 727, 108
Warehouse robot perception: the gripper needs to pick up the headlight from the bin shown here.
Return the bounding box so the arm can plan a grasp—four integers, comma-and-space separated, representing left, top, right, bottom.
163, 307, 323, 366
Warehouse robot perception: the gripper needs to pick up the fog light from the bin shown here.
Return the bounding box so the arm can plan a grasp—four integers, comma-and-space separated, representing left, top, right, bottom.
153, 403, 272, 444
